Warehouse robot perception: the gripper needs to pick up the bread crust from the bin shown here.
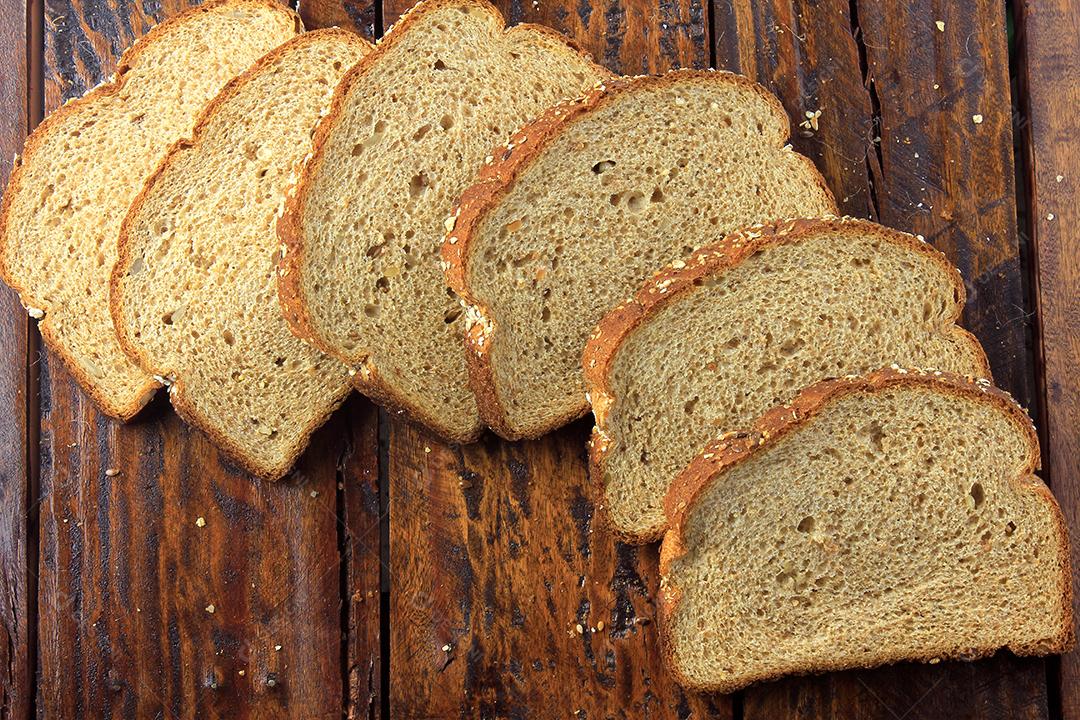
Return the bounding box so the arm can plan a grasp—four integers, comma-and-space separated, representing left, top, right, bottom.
581, 216, 992, 544
444, 71, 838, 441
0, 0, 301, 421
110, 29, 369, 481
276, 0, 609, 444
657, 367, 1075, 694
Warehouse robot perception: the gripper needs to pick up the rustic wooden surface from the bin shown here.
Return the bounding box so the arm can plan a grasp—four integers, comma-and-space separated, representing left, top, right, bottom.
0, 0, 32, 716
1, 0, 1075, 718
1015, 0, 1080, 718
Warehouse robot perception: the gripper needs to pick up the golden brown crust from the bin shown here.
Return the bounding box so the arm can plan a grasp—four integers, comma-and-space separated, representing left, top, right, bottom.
0, 0, 301, 421
657, 368, 1075, 693
444, 70, 837, 440
110, 29, 370, 480
583, 216, 993, 544
276, 0, 607, 443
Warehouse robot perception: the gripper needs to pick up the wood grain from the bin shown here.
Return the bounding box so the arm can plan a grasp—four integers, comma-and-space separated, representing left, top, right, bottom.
0, 0, 33, 715
32, 1, 379, 717
338, 398, 384, 720
714, 0, 1049, 717
1014, 0, 1080, 717
387, 419, 729, 718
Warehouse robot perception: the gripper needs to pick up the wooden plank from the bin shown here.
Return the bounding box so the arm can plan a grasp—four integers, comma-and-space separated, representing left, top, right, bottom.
711, 0, 877, 218
1014, 0, 1080, 717
377, 0, 721, 715
32, 1, 379, 717
714, 0, 1050, 717
338, 398, 384, 720
0, 0, 33, 714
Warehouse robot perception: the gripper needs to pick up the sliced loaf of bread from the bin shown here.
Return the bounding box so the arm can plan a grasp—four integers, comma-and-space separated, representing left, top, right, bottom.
584, 218, 991, 543
277, 0, 611, 442
444, 71, 838, 440
0, 0, 300, 419
659, 369, 1074, 694
110, 30, 372, 480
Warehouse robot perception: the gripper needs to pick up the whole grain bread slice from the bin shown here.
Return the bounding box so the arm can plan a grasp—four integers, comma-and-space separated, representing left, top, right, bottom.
0, 0, 300, 419
659, 368, 1074, 694
444, 71, 838, 441
277, 0, 611, 442
110, 30, 372, 480
584, 217, 991, 543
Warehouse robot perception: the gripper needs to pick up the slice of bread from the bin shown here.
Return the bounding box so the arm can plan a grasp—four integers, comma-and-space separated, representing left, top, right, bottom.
110, 30, 372, 480
444, 71, 838, 441
0, 0, 300, 419
659, 369, 1074, 694
277, 0, 611, 442
584, 217, 991, 543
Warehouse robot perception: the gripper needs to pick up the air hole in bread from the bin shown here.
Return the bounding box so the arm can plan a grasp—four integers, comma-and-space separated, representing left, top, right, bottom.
409, 172, 430, 197
433, 59, 447, 70
412, 124, 432, 141
970, 482, 986, 509
591, 160, 615, 174
797, 516, 815, 533
440, 114, 454, 131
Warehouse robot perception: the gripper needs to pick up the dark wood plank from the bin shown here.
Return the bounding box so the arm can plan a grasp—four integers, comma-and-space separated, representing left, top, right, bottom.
858, 0, 1036, 407
376, 0, 721, 716
715, 0, 1050, 717
0, 0, 33, 714
338, 398, 384, 719
32, 1, 379, 717
712, 0, 877, 218
1014, 0, 1080, 716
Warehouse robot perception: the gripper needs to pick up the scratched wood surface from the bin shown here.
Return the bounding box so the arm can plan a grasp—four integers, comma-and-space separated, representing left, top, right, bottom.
1, 0, 1075, 718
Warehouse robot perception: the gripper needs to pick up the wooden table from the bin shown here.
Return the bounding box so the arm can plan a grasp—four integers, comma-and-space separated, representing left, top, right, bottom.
0, 0, 1076, 717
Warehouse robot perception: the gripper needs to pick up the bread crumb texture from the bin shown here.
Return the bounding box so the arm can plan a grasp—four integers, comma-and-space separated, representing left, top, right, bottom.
596, 218, 988, 542
286, 0, 607, 441
0, 0, 300, 418
660, 373, 1073, 693
459, 71, 837, 439
111, 30, 370, 480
